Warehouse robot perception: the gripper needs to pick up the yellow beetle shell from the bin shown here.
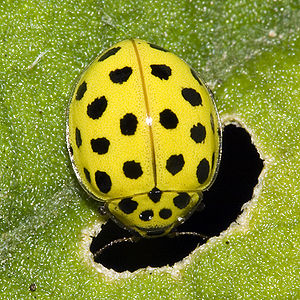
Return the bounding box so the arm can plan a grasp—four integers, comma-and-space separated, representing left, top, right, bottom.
67, 39, 221, 237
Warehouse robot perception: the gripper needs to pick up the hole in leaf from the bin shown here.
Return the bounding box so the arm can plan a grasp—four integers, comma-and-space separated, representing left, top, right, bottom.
90, 124, 264, 272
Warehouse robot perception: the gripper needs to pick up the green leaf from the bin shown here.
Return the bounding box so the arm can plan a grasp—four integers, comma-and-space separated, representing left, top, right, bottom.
1, 0, 299, 299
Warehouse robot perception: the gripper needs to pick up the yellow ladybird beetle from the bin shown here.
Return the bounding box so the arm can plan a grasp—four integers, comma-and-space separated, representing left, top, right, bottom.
66, 39, 221, 238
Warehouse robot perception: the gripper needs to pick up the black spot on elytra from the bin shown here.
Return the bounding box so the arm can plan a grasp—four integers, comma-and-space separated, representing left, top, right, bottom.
190, 123, 206, 143
110, 67, 132, 84
120, 113, 138, 135
159, 208, 172, 219
159, 109, 178, 129
118, 198, 138, 214
182, 88, 202, 106
75, 128, 82, 148
151, 64, 171, 80
123, 161, 143, 179
139, 210, 154, 221
166, 154, 184, 175
87, 96, 107, 120
91, 138, 110, 154
84, 168, 91, 183
190, 68, 203, 86
148, 187, 162, 203
196, 158, 210, 184
149, 43, 168, 52
76, 81, 87, 100
98, 47, 121, 62
173, 193, 191, 209
95, 171, 112, 193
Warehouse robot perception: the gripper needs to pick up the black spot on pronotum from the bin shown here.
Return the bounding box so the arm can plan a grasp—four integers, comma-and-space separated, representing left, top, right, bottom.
91, 138, 110, 154
166, 154, 185, 175
182, 88, 202, 106
110, 66, 132, 84
84, 168, 91, 183
87, 96, 108, 120
98, 47, 121, 62
76, 81, 87, 100
120, 113, 138, 135
75, 128, 82, 148
159, 109, 178, 129
151, 64, 171, 80
190, 123, 206, 143
196, 158, 210, 184
148, 187, 162, 203
123, 161, 143, 179
95, 171, 112, 193
118, 198, 138, 214
139, 210, 154, 221
149, 43, 168, 52
159, 208, 172, 219
190, 68, 203, 86
173, 193, 191, 209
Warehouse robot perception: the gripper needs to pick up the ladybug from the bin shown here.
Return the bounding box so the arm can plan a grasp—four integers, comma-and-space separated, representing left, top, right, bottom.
66, 39, 221, 238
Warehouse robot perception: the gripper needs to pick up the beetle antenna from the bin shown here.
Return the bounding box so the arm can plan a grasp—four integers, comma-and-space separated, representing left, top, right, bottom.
93, 236, 140, 260
168, 231, 209, 240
